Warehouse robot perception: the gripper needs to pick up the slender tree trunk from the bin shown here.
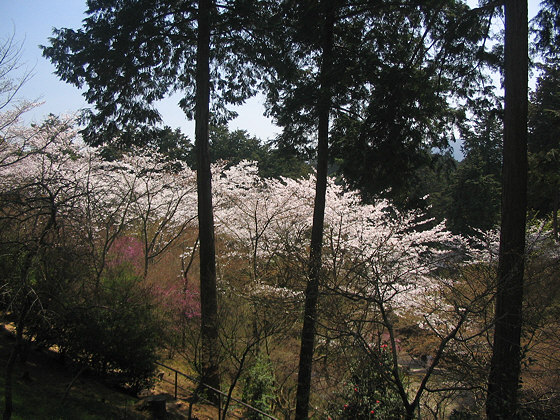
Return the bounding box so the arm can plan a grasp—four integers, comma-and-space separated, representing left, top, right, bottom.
3, 340, 18, 420
553, 190, 559, 241
486, 1, 528, 418
294, 2, 335, 418
195, 0, 221, 400
3, 303, 29, 420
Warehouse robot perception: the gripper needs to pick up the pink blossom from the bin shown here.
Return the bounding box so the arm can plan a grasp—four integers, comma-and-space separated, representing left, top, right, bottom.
108, 236, 144, 274
153, 282, 201, 319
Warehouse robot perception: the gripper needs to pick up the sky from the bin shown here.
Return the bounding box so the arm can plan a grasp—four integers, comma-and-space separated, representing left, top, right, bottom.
1, 0, 543, 148
0, 0, 279, 141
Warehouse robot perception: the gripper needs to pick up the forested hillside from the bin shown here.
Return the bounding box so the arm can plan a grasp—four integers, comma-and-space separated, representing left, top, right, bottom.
1, 0, 560, 419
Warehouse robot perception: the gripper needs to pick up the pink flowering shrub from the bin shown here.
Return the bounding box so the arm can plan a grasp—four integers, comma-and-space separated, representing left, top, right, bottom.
107, 236, 144, 276
151, 279, 201, 349
153, 281, 201, 322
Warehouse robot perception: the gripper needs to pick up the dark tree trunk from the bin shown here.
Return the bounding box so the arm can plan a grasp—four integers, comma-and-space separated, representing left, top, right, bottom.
294, 2, 335, 418
195, 0, 221, 399
3, 342, 17, 420
553, 190, 559, 241
3, 304, 29, 420
486, 1, 528, 419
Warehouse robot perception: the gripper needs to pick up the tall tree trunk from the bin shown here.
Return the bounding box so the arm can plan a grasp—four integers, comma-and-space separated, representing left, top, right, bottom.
3, 303, 29, 420
195, 0, 221, 399
486, 1, 528, 418
3, 340, 18, 420
294, 2, 335, 418
553, 190, 559, 241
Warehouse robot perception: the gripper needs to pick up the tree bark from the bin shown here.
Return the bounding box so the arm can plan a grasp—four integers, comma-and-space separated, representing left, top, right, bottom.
195, 0, 221, 400
3, 340, 19, 420
3, 303, 29, 420
486, 1, 528, 418
553, 190, 559, 241
294, 2, 335, 418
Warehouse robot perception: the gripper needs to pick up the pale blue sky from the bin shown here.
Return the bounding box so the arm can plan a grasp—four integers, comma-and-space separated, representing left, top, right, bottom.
0, 0, 277, 141
1, 0, 543, 147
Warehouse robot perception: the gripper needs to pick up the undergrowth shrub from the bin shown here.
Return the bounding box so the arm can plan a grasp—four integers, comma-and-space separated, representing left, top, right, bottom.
242, 353, 277, 419
58, 264, 162, 393
327, 346, 404, 419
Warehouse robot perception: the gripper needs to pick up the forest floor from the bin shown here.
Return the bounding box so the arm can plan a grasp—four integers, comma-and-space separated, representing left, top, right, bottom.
0, 324, 245, 419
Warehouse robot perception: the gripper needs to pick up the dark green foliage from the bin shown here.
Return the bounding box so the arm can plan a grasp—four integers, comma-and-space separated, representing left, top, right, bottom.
529, 1, 560, 238
327, 1, 497, 207
533, 0, 560, 59
155, 126, 194, 163
210, 125, 262, 164
44, 0, 192, 144
0, 240, 91, 347
0, 188, 159, 398
528, 65, 560, 219
0, 167, 161, 394
97, 126, 194, 165
327, 348, 404, 419
410, 154, 456, 223
42, 0, 259, 146
0, 234, 161, 394
241, 353, 277, 420
209, 125, 311, 178
25, 246, 93, 345
257, 146, 312, 179
254, 0, 498, 209
446, 103, 503, 235
447, 158, 501, 235
57, 268, 162, 394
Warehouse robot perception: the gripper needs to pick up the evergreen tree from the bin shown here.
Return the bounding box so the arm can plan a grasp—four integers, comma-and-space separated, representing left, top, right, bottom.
528, 65, 560, 239
42, 0, 261, 396
328, 0, 496, 209
448, 105, 503, 235
256, 1, 499, 416
293, 0, 335, 416
533, 0, 560, 61
255, 0, 339, 416
208, 125, 311, 178
209, 125, 263, 164
487, 1, 528, 418
447, 158, 501, 234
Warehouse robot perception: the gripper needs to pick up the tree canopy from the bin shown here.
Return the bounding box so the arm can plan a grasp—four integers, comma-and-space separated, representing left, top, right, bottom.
42, 0, 259, 146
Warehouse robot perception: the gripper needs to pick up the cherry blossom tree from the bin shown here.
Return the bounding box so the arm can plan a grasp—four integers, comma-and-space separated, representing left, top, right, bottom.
209, 161, 499, 418
109, 153, 198, 278
0, 113, 199, 416
0, 114, 90, 419
2, 117, 558, 418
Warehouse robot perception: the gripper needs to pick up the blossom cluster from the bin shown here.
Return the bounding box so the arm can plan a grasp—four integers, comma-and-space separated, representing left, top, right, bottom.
211, 161, 464, 316
0, 112, 199, 281
3, 110, 524, 328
